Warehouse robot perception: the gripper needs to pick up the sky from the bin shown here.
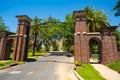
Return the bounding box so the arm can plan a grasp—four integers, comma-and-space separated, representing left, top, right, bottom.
0, 0, 119, 32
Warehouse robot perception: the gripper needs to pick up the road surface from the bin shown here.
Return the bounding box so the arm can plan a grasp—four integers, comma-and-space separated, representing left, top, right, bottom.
0, 53, 77, 80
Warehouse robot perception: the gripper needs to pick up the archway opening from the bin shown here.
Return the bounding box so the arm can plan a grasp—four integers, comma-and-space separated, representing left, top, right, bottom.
5, 39, 14, 60
89, 38, 101, 63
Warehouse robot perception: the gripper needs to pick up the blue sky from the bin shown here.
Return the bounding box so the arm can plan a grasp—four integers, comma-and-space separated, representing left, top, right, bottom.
0, 0, 119, 32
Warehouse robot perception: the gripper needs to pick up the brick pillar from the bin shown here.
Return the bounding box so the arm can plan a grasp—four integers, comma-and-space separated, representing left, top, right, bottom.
73, 10, 89, 63
0, 34, 7, 60
13, 15, 32, 61
111, 35, 119, 61
102, 31, 119, 64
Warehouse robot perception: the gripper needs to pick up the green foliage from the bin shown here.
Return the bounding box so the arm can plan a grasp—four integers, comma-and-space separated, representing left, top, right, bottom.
40, 17, 61, 51
28, 50, 46, 57
115, 29, 120, 47
107, 61, 120, 73
0, 16, 9, 31
85, 6, 109, 32
112, 0, 120, 16
53, 41, 59, 51
44, 43, 50, 52
30, 14, 74, 52
27, 51, 46, 62
30, 16, 46, 56
92, 49, 99, 54
0, 60, 24, 68
31, 16, 42, 36
62, 14, 74, 52
89, 38, 99, 54
75, 61, 82, 66
0, 60, 14, 67
76, 64, 105, 80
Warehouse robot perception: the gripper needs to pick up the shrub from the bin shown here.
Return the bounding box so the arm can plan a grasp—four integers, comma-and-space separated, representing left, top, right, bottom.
75, 61, 82, 66
107, 61, 120, 73
92, 49, 99, 54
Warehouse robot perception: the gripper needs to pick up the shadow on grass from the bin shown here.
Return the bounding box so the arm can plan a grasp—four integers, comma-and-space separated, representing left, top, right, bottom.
27, 58, 37, 62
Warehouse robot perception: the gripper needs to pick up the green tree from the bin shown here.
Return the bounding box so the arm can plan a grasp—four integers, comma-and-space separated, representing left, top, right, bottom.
112, 0, 120, 16
84, 6, 110, 32
30, 16, 44, 56
115, 29, 120, 49
0, 16, 9, 31
40, 16, 61, 52
62, 14, 74, 52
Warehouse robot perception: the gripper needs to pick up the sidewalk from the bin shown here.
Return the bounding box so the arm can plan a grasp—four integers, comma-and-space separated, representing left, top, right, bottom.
91, 64, 120, 80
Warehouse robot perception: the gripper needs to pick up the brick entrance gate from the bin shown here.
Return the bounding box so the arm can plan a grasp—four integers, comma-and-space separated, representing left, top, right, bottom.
0, 15, 32, 61
74, 10, 119, 64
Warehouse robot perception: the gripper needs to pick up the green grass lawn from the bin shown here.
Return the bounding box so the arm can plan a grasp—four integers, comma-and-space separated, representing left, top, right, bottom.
27, 51, 40, 62
107, 61, 120, 73
0, 60, 24, 69
0, 51, 46, 69
28, 51, 46, 57
76, 64, 105, 80
0, 60, 15, 67
27, 51, 46, 61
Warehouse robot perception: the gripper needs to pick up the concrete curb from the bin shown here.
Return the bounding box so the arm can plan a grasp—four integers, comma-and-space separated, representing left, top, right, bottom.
74, 70, 84, 80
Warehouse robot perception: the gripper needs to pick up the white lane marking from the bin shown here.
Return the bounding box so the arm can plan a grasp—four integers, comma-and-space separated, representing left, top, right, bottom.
9, 71, 22, 74
27, 71, 33, 75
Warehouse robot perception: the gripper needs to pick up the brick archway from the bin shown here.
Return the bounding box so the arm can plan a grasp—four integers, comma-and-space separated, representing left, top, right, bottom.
89, 37, 102, 63
0, 15, 32, 61
74, 10, 119, 64
4, 39, 14, 60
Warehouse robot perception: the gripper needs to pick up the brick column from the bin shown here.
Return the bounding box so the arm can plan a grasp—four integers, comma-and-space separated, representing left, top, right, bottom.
0, 35, 7, 60
102, 31, 119, 64
13, 15, 32, 61
73, 10, 89, 63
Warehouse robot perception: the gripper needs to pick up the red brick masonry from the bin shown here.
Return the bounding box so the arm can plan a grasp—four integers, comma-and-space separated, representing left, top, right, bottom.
74, 10, 119, 64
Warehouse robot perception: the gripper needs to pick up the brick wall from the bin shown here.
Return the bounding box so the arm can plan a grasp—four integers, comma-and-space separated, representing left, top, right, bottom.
74, 10, 119, 64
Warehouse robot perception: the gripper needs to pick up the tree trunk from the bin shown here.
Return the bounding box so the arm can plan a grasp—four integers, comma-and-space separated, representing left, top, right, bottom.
50, 42, 53, 52
59, 38, 63, 51
32, 35, 37, 56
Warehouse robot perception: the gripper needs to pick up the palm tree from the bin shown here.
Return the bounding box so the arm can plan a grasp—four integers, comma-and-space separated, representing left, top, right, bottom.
84, 6, 110, 32
112, 0, 120, 16
31, 16, 42, 56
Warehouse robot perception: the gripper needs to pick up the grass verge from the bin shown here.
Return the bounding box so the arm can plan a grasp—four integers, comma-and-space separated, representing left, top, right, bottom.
0, 60, 24, 69
107, 61, 120, 73
76, 64, 105, 80
27, 51, 46, 62
0, 52, 46, 69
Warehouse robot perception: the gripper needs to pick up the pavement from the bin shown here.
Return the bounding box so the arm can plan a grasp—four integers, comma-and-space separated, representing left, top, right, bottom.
91, 60, 120, 80
0, 53, 78, 80
2, 53, 120, 80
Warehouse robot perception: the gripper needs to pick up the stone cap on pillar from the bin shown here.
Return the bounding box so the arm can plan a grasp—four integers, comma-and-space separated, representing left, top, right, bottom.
16, 15, 32, 22
73, 10, 87, 22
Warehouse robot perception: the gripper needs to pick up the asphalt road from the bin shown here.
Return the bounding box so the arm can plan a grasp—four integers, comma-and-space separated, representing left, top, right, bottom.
0, 53, 76, 80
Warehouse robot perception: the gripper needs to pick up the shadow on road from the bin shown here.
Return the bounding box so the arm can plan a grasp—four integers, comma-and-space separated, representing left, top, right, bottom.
47, 51, 73, 57
38, 60, 74, 64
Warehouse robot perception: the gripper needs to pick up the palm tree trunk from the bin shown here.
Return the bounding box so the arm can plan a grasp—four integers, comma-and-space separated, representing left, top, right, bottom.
32, 35, 37, 56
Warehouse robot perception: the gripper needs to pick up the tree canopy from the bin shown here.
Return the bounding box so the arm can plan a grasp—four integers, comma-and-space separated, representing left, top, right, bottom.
85, 6, 110, 32
0, 16, 9, 31
30, 16, 46, 56
112, 0, 120, 17
29, 6, 111, 54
